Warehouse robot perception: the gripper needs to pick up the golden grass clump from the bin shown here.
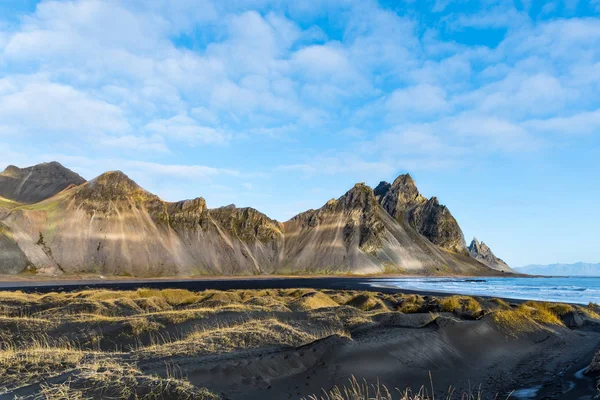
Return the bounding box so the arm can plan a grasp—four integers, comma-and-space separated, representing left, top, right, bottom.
127, 318, 165, 336
345, 293, 388, 312
441, 296, 482, 315
490, 298, 511, 309
546, 303, 574, 316
397, 294, 424, 313
137, 288, 200, 306
289, 291, 339, 311
578, 302, 600, 319
522, 302, 565, 326
492, 302, 565, 334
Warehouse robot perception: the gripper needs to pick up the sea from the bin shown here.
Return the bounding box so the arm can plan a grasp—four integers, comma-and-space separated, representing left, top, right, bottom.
369, 276, 600, 305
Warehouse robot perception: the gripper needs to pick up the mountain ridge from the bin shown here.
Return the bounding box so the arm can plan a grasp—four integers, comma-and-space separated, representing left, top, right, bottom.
468, 238, 512, 272
0, 161, 86, 204
0, 162, 510, 277
516, 262, 600, 276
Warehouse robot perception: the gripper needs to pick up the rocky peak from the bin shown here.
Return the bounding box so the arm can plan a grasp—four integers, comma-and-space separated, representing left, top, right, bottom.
1, 165, 21, 176
0, 161, 86, 204
468, 238, 511, 272
81, 171, 145, 200
72, 171, 163, 217
338, 183, 378, 212
377, 173, 465, 253
374, 181, 391, 199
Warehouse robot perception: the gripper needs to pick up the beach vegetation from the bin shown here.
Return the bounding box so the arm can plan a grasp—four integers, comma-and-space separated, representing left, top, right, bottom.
303, 375, 505, 400
440, 296, 482, 316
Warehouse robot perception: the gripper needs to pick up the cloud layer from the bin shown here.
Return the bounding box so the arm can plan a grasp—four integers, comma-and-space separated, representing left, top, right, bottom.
1, 0, 600, 266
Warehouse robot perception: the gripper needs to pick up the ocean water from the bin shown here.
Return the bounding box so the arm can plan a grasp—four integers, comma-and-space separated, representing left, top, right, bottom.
369, 277, 600, 305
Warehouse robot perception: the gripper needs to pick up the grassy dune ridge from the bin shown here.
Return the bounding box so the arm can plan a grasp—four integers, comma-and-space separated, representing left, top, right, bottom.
0, 288, 597, 399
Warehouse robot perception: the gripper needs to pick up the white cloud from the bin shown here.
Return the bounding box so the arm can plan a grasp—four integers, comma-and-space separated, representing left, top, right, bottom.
386, 84, 449, 117
0, 79, 130, 136
144, 114, 230, 145
524, 110, 600, 135
125, 160, 239, 179
99, 135, 169, 153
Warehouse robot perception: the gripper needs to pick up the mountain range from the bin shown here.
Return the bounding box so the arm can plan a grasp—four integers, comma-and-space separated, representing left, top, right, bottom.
515, 263, 600, 276
0, 162, 513, 277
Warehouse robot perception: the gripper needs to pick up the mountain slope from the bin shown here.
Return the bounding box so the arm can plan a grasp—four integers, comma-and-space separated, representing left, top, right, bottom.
1, 171, 283, 276
0, 162, 85, 204
468, 238, 512, 272
0, 163, 507, 277
375, 175, 466, 253
281, 183, 492, 275
515, 263, 600, 276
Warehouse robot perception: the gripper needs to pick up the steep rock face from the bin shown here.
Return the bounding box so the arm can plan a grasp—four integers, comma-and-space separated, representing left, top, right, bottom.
468, 238, 512, 272
282, 184, 387, 274
0, 223, 29, 274
377, 174, 466, 253
0, 162, 85, 204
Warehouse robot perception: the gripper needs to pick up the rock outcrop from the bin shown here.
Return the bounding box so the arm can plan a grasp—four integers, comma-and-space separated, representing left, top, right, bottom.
376, 174, 466, 253
0, 162, 85, 204
0, 222, 29, 274
468, 238, 512, 272
0, 162, 509, 277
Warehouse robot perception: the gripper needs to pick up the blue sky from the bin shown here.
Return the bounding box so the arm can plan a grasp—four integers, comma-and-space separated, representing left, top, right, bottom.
1, 0, 600, 267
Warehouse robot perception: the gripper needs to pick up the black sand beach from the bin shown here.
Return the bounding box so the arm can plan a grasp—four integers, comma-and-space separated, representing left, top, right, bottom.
0, 277, 599, 399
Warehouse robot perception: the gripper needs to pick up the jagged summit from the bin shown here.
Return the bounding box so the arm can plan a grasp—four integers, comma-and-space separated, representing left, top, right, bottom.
468, 238, 512, 272
377, 173, 465, 253
338, 183, 378, 211
0, 161, 85, 204
373, 181, 391, 198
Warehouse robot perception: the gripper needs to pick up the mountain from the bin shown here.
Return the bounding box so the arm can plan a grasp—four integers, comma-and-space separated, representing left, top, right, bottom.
374, 175, 466, 253
282, 183, 491, 275
0, 162, 511, 277
515, 263, 600, 276
468, 238, 512, 272
0, 162, 85, 204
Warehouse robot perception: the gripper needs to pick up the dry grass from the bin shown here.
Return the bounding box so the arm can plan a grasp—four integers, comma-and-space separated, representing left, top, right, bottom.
490, 298, 511, 309
345, 293, 388, 312
492, 302, 565, 334
290, 291, 341, 311
579, 302, 600, 319
0, 287, 591, 398
0, 336, 87, 390
135, 318, 348, 358
440, 296, 482, 316
397, 294, 424, 313
302, 376, 502, 400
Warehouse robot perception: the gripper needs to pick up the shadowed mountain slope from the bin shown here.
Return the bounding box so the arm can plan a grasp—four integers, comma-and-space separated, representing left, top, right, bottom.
0, 162, 85, 204
0, 162, 508, 276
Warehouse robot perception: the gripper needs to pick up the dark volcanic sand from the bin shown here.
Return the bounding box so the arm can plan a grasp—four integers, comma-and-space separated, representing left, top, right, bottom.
1, 277, 599, 399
